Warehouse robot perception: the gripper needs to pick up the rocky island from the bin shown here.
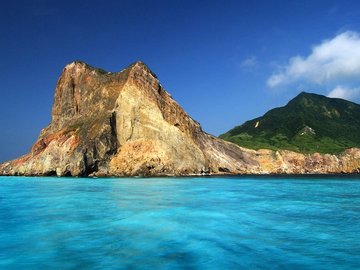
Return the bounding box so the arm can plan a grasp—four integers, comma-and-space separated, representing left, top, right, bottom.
1, 61, 359, 176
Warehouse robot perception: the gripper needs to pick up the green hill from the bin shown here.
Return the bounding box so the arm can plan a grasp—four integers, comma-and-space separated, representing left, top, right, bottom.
220, 92, 360, 154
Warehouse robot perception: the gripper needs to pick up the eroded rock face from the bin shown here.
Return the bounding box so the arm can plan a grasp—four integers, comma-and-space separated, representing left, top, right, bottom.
0, 61, 359, 176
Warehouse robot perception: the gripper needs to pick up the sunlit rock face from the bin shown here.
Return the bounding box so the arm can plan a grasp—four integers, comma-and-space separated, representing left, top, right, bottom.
1, 61, 359, 176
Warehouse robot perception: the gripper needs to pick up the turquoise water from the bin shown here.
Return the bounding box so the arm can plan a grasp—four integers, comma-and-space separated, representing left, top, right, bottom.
0, 176, 359, 269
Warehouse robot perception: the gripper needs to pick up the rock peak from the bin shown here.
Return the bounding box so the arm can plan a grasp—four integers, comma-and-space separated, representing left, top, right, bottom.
128, 60, 157, 78
64, 61, 111, 76
132, 60, 146, 66
65, 60, 88, 69
63, 60, 155, 76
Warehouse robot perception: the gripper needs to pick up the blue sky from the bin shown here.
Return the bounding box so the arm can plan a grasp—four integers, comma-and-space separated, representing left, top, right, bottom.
1, 0, 360, 162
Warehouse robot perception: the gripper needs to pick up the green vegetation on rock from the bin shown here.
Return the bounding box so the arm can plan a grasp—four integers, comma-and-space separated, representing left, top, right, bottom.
220, 92, 360, 154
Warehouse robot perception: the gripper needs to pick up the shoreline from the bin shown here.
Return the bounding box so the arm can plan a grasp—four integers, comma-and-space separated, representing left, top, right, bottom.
1, 173, 360, 179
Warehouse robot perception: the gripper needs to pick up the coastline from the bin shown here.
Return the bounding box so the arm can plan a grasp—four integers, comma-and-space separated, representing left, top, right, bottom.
1, 172, 359, 179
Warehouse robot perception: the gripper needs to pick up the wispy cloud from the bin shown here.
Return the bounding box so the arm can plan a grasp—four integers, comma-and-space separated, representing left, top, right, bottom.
239, 56, 257, 69
327, 86, 360, 100
267, 31, 360, 88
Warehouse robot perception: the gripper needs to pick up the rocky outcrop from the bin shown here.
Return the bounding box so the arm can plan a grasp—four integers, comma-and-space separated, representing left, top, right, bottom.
0, 61, 359, 176
239, 147, 360, 174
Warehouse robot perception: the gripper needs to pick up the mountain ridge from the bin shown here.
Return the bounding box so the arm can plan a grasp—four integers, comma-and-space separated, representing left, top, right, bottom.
220, 92, 360, 154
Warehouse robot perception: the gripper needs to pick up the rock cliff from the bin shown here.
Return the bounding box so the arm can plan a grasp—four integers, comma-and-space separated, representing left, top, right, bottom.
0, 61, 359, 176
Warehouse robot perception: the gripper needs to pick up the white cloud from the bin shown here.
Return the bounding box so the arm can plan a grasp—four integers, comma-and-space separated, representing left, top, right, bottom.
239, 56, 257, 69
267, 31, 360, 88
327, 86, 360, 100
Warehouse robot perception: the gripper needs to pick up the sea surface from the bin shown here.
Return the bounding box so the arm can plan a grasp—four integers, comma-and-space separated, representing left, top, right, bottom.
0, 176, 359, 269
